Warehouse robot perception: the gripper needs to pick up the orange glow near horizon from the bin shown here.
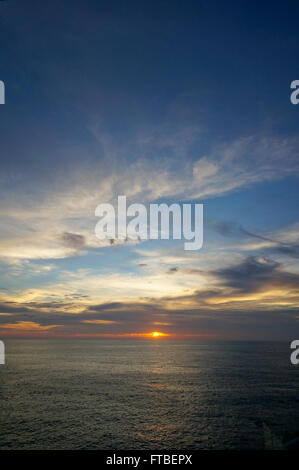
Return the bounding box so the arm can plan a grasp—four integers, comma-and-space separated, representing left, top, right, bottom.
0, 328, 220, 340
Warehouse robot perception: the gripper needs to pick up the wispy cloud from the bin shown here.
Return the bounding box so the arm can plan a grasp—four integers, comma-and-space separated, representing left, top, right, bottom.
0, 131, 298, 262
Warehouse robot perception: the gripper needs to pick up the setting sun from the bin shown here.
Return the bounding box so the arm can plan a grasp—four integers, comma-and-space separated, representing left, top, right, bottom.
150, 331, 167, 338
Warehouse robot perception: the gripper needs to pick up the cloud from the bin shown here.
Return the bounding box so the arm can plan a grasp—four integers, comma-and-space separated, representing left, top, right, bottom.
0, 131, 299, 261
212, 220, 299, 259
60, 232, 86, 250
0, 321, 63, 330
1, 123, 299, 338
167, 267, 179, 274
240, 225, 299, 259
81, 319, 119, 325
89, 302, 125, 311
0, 250, 298, 339
213, 256, 281, 293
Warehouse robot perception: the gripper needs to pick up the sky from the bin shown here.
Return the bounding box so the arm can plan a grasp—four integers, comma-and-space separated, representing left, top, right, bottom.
0, 0, 299, 340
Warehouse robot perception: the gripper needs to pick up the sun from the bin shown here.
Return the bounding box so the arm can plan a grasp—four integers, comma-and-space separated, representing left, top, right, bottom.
151, 331, 167, 338
140, 331, 170, 339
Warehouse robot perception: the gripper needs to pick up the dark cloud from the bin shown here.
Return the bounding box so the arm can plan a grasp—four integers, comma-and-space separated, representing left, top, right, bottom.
63, 293, 89, 299
0, 302, 33, 313
89, 302, 125, 312
213, 256, 299, 293
270, 244, 299, 258
240, 227, 278, 243
60, 232, 86, 249
168, 267, 179, 274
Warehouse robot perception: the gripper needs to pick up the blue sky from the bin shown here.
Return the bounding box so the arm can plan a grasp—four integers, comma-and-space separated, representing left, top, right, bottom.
0, 0, 299, 339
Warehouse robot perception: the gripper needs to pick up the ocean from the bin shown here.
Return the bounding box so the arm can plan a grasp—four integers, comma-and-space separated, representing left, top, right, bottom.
0, 339, 298, 450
